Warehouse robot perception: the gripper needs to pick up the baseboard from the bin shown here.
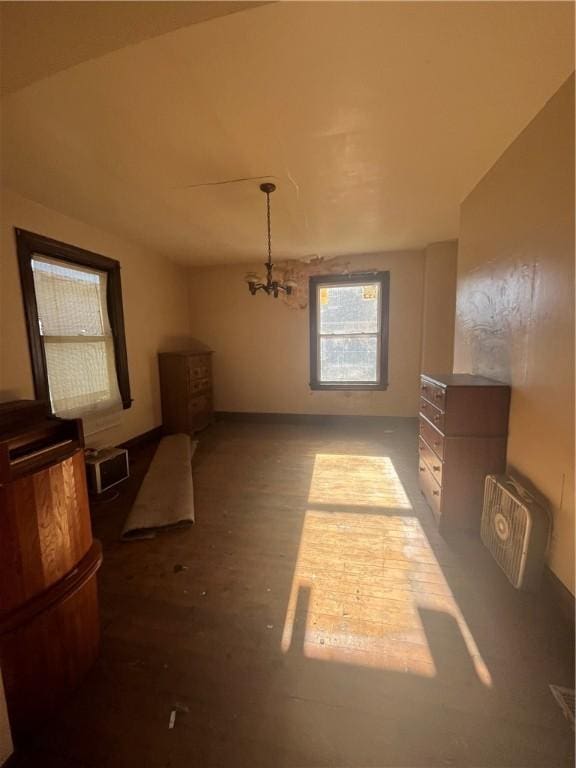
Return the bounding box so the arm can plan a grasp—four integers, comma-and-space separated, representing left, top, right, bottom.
119, 425, 163, 451
542, 566, 575, 630
215, 411, 417, 427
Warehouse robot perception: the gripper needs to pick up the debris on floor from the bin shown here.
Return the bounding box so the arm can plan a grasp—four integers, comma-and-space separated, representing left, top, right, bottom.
168, 703, 189, 730
550, 684, 575, 729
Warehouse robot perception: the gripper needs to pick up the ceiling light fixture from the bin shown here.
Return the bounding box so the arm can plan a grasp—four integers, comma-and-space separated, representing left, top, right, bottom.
245, 183, 295, 297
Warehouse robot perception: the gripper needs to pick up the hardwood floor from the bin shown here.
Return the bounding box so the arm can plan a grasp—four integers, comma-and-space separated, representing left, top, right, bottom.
10, 420, 575, 767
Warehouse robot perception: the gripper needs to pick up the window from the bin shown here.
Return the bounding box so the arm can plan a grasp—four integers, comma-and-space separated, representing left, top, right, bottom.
309, 272, 390, 390
16, 229, 131, 418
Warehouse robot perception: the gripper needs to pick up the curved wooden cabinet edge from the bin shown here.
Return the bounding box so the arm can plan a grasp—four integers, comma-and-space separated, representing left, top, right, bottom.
0, 541, 102, 638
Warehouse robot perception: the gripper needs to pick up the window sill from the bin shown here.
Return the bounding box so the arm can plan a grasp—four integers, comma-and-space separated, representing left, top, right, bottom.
309, 382, 388, 392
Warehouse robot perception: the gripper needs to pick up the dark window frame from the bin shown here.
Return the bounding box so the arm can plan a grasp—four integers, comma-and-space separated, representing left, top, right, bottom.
15, 228, 132, 411
309, 271, 390, 391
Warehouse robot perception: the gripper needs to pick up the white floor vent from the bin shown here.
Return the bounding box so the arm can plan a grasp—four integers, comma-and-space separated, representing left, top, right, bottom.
481, 475, 550, 590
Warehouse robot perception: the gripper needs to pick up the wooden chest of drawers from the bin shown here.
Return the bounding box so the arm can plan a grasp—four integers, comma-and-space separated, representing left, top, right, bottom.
159, 351, 214, 434
418, 373, 510, 534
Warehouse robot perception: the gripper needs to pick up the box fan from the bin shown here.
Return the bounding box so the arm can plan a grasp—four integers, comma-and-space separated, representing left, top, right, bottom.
481, 475, 550, 590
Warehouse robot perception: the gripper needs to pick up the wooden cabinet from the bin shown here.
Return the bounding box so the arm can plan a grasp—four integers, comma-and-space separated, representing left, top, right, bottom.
0, 405, 101, 737
418, 373, 510, 534
159, 351, 214, 434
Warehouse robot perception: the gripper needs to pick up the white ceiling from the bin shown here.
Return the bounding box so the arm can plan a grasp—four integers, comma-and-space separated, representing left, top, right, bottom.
1, 2, 574, 265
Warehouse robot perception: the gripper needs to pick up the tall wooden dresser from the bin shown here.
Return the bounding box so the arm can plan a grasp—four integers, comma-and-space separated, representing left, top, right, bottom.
418, 373, 510, 534
159, 350, 214, 434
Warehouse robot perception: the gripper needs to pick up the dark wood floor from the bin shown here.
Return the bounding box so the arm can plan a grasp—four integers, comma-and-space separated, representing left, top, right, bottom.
10, 419, 575, 767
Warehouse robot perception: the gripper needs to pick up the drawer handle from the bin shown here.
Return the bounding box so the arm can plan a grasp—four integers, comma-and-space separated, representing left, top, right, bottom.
432, 465, 441, 472
434, 392, 443, 400
419, 465, 426, 472
433, 414, 441, 423
434, 441, 441, 448
432, 490, 440, 497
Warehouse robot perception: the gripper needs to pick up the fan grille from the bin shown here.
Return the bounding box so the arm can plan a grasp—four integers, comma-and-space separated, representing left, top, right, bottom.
481, 476, 530, 588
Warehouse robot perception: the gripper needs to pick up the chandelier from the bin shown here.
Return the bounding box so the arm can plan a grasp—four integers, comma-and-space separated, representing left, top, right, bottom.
245, 183, 296, 297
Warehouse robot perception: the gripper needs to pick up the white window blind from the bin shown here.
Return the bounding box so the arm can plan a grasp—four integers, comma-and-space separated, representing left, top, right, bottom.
31, 254, 122, 418
317, 282, 381, 383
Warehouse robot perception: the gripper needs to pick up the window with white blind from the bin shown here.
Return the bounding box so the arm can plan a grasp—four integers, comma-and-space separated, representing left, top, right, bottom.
309, 272, 390, 390
31, 256, 122, 417
16, 229, 131, 419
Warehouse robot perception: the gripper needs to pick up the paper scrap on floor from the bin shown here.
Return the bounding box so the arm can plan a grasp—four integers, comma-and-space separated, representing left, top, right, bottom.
121, 434, 196, 541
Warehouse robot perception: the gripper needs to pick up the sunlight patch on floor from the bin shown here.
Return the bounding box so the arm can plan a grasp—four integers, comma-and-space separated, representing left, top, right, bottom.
308, 454, 412, 509
281, 453, 492, 686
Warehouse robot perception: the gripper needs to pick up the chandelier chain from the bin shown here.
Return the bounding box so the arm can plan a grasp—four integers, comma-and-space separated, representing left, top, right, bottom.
246, 181, 292, 297
266, 189, 272, 266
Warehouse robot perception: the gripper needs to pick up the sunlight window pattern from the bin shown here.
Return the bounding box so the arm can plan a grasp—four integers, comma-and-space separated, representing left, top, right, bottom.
280, 452, 493, 687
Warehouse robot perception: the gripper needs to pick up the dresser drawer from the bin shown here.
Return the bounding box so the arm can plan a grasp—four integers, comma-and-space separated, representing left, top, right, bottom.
188, 394, 213, 432
188, 393, 211, 415
188, 355, 211, 381
419, 417, 445, 461
420, 378, 446, 411
419, 460, 442, 521
159, 350, 214, 436
419, 398, 445, 432
189, 377, 211, 396
418, 436, 443, 486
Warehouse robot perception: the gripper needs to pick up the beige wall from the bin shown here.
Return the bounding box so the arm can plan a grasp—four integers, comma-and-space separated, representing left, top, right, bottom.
0, 188, 190, 447
421, 240, 458, 375
454, 75, 575, 594
188, 251, 426, 417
